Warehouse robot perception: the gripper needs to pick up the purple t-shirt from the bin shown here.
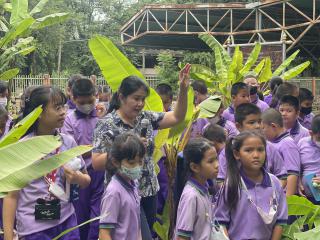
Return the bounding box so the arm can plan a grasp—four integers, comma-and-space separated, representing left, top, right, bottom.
252, 97, 269, 112
175, 178, 213, 239
264, 94, 273, 106
16, 133, 86, 237
190, 118, 209, 138
215, 170, 288, 240
287, 120, 310, 144
219, 118, 239, 138
222, 106, 235, 123
100, 174, 140, 240
299, 113, 314, 130
61, 109, 98, 167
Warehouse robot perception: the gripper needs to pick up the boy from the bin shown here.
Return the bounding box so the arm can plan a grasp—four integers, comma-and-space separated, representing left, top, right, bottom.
191, 80, 208, 105
156, 83, 173, 112
222, 82, 250, 123
279, 95, 309, 144
62, 78, 105, 240
264, 76, 283, 106
65, 74, 83, 113
243, 74, 269, 112
298, 88, 314, 130
262, 108, 300, 196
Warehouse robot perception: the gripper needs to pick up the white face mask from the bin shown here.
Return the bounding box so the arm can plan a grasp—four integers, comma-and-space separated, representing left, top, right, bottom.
0, 97, 7, 107
76, 103, 95, 115
256, 203, 277, 225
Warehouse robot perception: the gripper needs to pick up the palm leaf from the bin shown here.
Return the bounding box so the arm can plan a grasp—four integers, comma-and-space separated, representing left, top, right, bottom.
0, 68, 19, 80
10, 0, 29, 25
30, 0, 49, 16
31, 13, 69, 30
281, 61, 311, 81
273, 50, 300, 76
239, 42, 261, 76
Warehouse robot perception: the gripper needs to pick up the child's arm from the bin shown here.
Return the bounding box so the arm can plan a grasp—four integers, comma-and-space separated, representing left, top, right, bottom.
3, 191, 19, 240
63, 166, 91, 188
271, 225, 283, 240
286, 175, 298, 196
99, 228, 112, 240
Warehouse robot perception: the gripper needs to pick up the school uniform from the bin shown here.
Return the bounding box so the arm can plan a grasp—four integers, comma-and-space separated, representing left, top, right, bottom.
175, 178, 213, 240
66, 99, 76, 114
217, 118, 239, 138
16, 133, 85, 239
157, 156, 168, 215
252, 96, 270, 112
100, 174, 141, 240
299, 113, 314, 130
215, 169, 288, 240
61, 109, 104, 240
221, 106, 235, 123
264, 94, 273, 106
190, 118, 209, 138
287, 120, 310, 144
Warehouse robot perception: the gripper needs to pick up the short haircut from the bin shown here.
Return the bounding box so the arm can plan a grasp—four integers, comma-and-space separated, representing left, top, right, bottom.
231, 82, 248, 96
0, 81, 8, 94
279, 95, 300, 112
156, 83, 173, 99
67, 74, 83, 88
235, 103, 261, 124
191, 80, 207, 95
202, 124, 226, 143
262, 108, 283, 127
311, 114, 320, 134
72, 78, 96, 97
299, 88, 314, 102
269, 76, 283, 91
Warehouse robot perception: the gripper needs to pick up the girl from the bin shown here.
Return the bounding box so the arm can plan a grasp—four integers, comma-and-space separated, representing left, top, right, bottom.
3, 86, 91, 240
99, 132, 145, 240
215, 131, 288, 240
175, 138, 219, 240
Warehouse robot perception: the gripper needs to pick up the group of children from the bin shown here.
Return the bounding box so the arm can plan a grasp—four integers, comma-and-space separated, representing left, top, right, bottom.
0, 72, 319, 240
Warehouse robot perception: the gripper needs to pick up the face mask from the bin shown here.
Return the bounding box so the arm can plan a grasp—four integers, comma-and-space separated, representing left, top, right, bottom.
300, 106, 312, 115
249, 86, 258, 95
119, 165, 142, 180
76, 104, 95, 115
0, 97, 7, 107
256, 204, 277, 224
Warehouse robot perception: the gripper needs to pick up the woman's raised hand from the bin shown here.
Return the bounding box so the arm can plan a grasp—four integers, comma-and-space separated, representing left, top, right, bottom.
179, 63, 191, 91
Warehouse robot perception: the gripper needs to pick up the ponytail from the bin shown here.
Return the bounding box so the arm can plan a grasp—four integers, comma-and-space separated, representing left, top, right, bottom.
107, 92, 120, 113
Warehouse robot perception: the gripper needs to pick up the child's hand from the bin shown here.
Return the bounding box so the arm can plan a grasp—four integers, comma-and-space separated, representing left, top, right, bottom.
96, 103, 107, 118
63, 166, 80, 184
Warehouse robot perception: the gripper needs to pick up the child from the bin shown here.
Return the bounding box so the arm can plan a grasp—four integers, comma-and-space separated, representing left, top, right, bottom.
219, 103, 287, 185
66, 74, 83, 113
279, 95, 309, 144
270, 82, 299, 109
298, 87, 314, 130
175, 138, 219, 240
191, 80, 208, 105
222, 82, 250, 123
298, 114, 320, 203
264, 76, 283, 106
61, 78, 105, 240
262, 108, 301, 196
99, 132, 145, 240
3, 86, 91, 240
0, 106, 9, 139
0, 81, 9, 108
243, 74, 269, 112
156, 83, 173, 112
215, 131, 287, 240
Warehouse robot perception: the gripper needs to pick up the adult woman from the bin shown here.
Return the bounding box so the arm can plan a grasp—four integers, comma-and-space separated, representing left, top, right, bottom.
92, 64, 191, 236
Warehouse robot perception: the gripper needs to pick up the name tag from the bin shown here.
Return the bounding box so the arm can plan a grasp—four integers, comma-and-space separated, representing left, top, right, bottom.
35, 202, 61, 220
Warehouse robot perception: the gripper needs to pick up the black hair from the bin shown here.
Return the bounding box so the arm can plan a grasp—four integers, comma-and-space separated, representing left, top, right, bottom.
72, 78, 96, 98
299, 88, 314, 103
262, 108, 284, 128
108, 76, 149, 113
279, 95, 300, 112
270, 82, 298, 108
191, 80, 208, 95
269, 76, 283, 92
105, 132, 145, 176
67, 74, 83, 88
98, 85, 111, 94
235, 103, 261, 125
225, 131, 266, 209
0, 105, 8, 120
23, 86, 67, 135
202, 124, 226, 143
231, 82, 249, 96
311, 114, 320, 134
0, 81, 8, 95
156, 83, 173, 99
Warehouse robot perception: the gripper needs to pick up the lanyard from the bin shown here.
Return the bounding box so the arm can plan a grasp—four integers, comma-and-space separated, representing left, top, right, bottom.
44, 147, 60, 185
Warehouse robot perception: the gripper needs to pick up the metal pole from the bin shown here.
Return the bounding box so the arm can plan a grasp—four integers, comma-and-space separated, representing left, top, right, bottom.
57, 39, 62, 76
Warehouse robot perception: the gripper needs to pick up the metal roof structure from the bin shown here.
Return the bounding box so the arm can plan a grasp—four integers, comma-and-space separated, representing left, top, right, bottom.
120, 0, 320, 60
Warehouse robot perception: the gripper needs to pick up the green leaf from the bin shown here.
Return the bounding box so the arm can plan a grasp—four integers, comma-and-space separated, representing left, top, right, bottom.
228, 46, 241, 84
198, 95, 222, 118
239, 42, 261, 76
0, 68, 19, 80
294, 225, 320, 240
17, 45, 35, 55
153, 128, 170, 164
0, 19, 8, 32
253, 59, 265, 76
282, 215, 307, 239
0, 145, 92, 193
287, 195, 317, 216
10, 0, 29, 25
281, 61, 311, 81
0, 105, 42, 148
273, 50, 300, 76
31, 13, 69, 29
154, 201, 170, 240
214, 45, 228, 82
258, 57, 272, 83
3, 3, 12, 12
0, 135, 61, 183
144, 88, 164, 112
30, 0, 49, 16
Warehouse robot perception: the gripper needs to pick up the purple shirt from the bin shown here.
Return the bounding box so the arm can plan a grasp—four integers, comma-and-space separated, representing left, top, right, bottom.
16, 133, 86, 237
219, 118, 239, 138
66, 99, 76, 114
215, 170, 288, 240
287, 120, 310, 144
190, 118, 209, 138
100, 174, 140, 240
264, 94, 273, 106
299, 113, 314, 130
221, 106, 235, 123
253, 98, 269, 112
61, 109, 98, 167
271, 132, 300, 176
175, 178, 213, 239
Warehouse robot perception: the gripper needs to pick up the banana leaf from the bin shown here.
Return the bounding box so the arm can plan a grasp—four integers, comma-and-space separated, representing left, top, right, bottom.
239, 42, 261, 77
190, 64, 217, 80
0, 18, 8, 32
0, 105, 42, 148
258, 57, 272, 83
0, 135, 61, 181
30, 0, 49, 16
228, 46, 240, 84
0, 68, 19, 80
144, 88, 164, 112
10, 0, 29, 25
153, 128, 170, 164
0, 145, 92, 193
287, 195, 317, 216
273, 50, 300, 76
281, 61, 311, 81
294, 225, 320, 240
282, 215, 308, 240
154, 202, 170, 240
31, 13, 69, 30
3, 2, 12, 12
17, 45, 35, 55
214, 45, 228, 83
253, 58, 265, 76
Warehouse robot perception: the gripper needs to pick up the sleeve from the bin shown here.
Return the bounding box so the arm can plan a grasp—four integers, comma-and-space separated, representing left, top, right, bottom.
65, 134, 86, 171
99, 188, 121, 229
61, 114, 74, 137
267, 144, 287, 180
280, 143, 301, 176
274, 177, 288, 225
214, 186, 231, 227
92, 118, 113, 154
175, 191, 197, 237
146, 111, 165, 130
217, 151, 227, 182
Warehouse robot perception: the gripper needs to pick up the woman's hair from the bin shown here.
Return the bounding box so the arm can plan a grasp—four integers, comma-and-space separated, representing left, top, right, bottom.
224, 131, 266, 209
23, 86, 67, 135
270, 82, 298, 108
108, 76, 149, 113
269, 76, 283, 92
106, 132, 145, 175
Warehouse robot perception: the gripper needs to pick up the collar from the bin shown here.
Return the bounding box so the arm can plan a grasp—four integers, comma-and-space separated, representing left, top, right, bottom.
290, 120, 301, 135
188, 177, 209, 196
240, 168, 271, 189
75, 109, 97, 119
218, 117, 227, 127
115, 173, 135, 190
67, 99, 76, 110
228, 105, 235, 114
251, 94, 259, 104
272, 131, 290, 143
